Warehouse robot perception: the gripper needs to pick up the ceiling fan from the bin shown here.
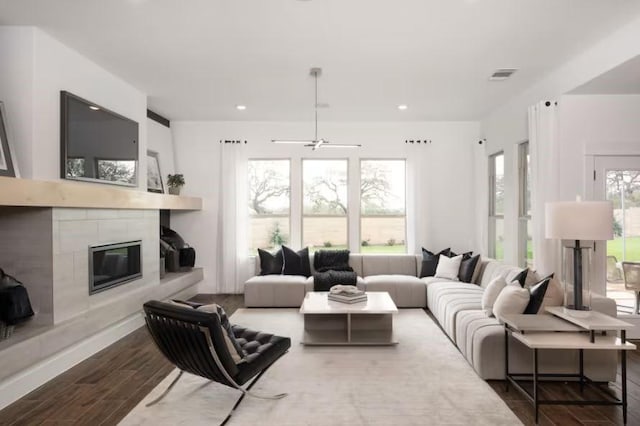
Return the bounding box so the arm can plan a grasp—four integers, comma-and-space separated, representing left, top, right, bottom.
271, 68, 362, 150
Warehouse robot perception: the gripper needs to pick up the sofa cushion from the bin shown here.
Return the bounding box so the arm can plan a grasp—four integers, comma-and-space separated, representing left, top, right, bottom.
362, 275, 426, 307
426, 281, 483, 319
493, 283, 530, 320
481, 276, 507, 317
361, 255, 417, 277
478, 261, 525, 289
244, 275, 312, 307
438, 292, 483, 340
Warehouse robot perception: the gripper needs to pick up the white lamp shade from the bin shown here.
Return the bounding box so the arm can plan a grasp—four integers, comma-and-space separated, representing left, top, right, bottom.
545, 200, 614, 241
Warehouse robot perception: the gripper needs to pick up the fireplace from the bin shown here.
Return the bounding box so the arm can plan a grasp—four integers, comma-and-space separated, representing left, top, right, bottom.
89, 240, 142, 295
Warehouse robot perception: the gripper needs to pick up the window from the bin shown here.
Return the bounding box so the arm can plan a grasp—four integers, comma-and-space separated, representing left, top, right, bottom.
248, 160, 290, 253
303, 159, 348, 251
518, 142, 533, 267
489, 152, 504, 260
360, 160, 406, 253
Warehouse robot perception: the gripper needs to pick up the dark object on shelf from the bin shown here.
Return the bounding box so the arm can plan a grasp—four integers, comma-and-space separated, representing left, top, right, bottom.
159, 256, 166, 279
142, 300, 290, 423
0, 268, 35, 325
179, 247, 196, 268
161, 226, 196, 271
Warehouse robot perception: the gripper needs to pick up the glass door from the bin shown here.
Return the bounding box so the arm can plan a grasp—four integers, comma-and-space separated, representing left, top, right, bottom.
594, 156, 640, 316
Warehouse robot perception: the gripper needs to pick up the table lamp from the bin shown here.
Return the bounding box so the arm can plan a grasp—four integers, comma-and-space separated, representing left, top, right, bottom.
545, 196, 613, 311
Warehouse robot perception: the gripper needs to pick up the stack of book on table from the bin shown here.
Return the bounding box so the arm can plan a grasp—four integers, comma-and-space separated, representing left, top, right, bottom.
328, 285, 367, 304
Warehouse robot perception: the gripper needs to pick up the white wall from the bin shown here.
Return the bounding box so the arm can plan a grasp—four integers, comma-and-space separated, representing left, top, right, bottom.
147, 119, 176, 191
558, 94, 640, 200
172, 120, 480, 293
0, 26, 148, 190
0, 27, 35, 178
479, 15, 640, 267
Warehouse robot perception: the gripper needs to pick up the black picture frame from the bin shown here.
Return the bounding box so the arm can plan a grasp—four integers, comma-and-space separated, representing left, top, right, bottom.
0, 102, 17, 177
147, 150, 164, 193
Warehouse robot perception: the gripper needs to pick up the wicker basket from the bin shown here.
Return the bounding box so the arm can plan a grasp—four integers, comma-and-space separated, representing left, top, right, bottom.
0, 321, 15, 341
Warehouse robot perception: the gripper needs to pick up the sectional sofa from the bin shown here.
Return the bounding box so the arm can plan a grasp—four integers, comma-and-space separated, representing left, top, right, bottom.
244, 253, 618, 381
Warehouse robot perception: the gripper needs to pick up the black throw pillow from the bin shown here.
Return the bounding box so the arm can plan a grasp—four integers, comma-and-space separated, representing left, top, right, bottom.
449, 250, 472, 258
282, 246, 311, 277
523, 275, 552, 314
257, 248, 283, 275
420, 247, 451, 278
458, 254, 480, 283
512, 269, 529, 288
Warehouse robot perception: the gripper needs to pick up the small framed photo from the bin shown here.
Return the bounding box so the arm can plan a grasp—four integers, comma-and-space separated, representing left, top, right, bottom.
147, 150, 164, 193
0, 102, 18, 177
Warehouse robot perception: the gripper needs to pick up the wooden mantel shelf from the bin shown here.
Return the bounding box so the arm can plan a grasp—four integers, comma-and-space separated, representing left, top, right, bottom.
0, 176, 202, 210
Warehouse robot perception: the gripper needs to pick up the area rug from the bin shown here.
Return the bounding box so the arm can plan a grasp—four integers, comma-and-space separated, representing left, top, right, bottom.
120, 309, 522, 425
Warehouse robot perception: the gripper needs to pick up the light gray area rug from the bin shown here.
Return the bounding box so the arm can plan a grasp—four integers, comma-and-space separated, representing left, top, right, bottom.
120, 309, 521, 425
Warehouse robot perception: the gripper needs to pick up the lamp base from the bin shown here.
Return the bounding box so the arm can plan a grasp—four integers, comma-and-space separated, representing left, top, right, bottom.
563, 305, 592, 318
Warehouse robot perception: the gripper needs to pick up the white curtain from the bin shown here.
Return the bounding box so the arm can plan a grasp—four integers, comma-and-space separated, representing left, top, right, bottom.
216, 143, 250, 293
528, 101, 561, 276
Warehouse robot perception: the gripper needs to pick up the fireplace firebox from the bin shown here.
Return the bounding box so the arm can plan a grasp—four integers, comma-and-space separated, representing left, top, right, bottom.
89, 240, 142, 295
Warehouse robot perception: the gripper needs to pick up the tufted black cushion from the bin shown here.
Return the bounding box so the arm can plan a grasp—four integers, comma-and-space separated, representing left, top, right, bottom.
232, 324, 291, 385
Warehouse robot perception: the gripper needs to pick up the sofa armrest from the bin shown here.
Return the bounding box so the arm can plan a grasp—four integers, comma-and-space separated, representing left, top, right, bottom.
590, 293, 617, 317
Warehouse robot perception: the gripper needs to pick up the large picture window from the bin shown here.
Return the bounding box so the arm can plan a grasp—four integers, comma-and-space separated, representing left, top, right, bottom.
248, 159, 290, 252
518, 142, 533, 267
489, 152, 504, 260
303, 159, 348, 251
360, 160, 406, 253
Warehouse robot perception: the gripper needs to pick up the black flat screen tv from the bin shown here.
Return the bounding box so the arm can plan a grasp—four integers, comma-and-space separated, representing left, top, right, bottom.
60, 91, 139, 187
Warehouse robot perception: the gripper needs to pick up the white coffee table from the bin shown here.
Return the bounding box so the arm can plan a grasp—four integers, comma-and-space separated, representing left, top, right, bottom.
299, 291, 398, 346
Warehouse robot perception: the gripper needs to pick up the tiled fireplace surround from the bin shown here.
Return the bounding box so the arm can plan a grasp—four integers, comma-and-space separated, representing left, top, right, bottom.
0, 206, 201, 405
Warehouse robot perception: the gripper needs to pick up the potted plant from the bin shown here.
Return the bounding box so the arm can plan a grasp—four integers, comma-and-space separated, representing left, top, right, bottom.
167, 174, 185, 195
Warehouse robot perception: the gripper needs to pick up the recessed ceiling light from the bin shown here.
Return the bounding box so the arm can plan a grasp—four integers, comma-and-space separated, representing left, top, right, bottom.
236, 105, 247, 111
398, 104, 408, 111
89, 106, 100, 111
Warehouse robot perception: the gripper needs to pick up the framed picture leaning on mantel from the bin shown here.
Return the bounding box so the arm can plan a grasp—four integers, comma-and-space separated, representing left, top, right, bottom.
146, 149, 164, 193
0, 101, 18, 177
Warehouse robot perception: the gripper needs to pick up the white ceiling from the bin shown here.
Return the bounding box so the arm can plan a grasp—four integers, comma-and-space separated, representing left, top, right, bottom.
1, 0, 639, 121
570, 54, 640, 95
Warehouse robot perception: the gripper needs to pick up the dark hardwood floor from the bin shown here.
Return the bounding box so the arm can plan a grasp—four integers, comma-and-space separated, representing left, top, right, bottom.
0, 294, 637, 425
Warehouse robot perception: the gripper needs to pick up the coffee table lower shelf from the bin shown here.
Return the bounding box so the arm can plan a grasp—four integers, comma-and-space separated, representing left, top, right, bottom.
301, 313, 398, 346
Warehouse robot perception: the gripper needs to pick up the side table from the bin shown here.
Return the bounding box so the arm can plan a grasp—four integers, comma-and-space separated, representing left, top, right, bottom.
502, 313, 636, 424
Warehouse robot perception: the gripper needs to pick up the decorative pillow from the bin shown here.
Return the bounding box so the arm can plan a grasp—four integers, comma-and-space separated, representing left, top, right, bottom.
523, 275, 552, 314
458, 254, 481, 283
512, 269, 528, 287
282, 245, 311, 277
197, 303, 246, 364
434, 254, 462, 281
524, 270, 541, 287
493, 283, 531, 321
481, 276, 507, 317
257, 248, 283, 275
449, 250, 472, 258
420, 247, 451, 278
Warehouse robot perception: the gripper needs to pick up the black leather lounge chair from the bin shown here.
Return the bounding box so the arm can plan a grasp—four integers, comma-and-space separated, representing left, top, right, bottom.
143, 300, 291, 424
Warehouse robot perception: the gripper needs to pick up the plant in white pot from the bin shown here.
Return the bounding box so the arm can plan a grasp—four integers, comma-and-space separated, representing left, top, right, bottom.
167, 174, 185, 195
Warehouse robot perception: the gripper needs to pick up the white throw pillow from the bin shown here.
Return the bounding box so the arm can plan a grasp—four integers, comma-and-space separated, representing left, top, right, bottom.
492, 283, 531, 321
481, 276, 507, 317
434, 254, 462, 281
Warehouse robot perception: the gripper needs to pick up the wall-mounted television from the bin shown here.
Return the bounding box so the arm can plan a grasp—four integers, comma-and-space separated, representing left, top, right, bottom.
60, 91, 139, 187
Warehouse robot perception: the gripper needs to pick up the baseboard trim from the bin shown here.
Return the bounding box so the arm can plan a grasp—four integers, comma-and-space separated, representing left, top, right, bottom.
0, 313, 144, 410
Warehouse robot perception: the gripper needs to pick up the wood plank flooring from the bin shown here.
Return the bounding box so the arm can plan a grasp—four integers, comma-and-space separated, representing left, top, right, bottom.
0, 294, 638, 425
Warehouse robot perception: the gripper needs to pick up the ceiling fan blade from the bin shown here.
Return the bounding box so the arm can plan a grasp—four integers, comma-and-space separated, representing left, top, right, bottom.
320, 143, 362, 148
271, 139, 315, 144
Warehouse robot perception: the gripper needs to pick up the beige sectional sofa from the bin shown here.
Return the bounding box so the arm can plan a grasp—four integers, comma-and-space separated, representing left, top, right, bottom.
244, 253, 618, 381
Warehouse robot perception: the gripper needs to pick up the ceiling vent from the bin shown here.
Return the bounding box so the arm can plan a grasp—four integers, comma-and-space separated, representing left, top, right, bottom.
489, 69, 517, 81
